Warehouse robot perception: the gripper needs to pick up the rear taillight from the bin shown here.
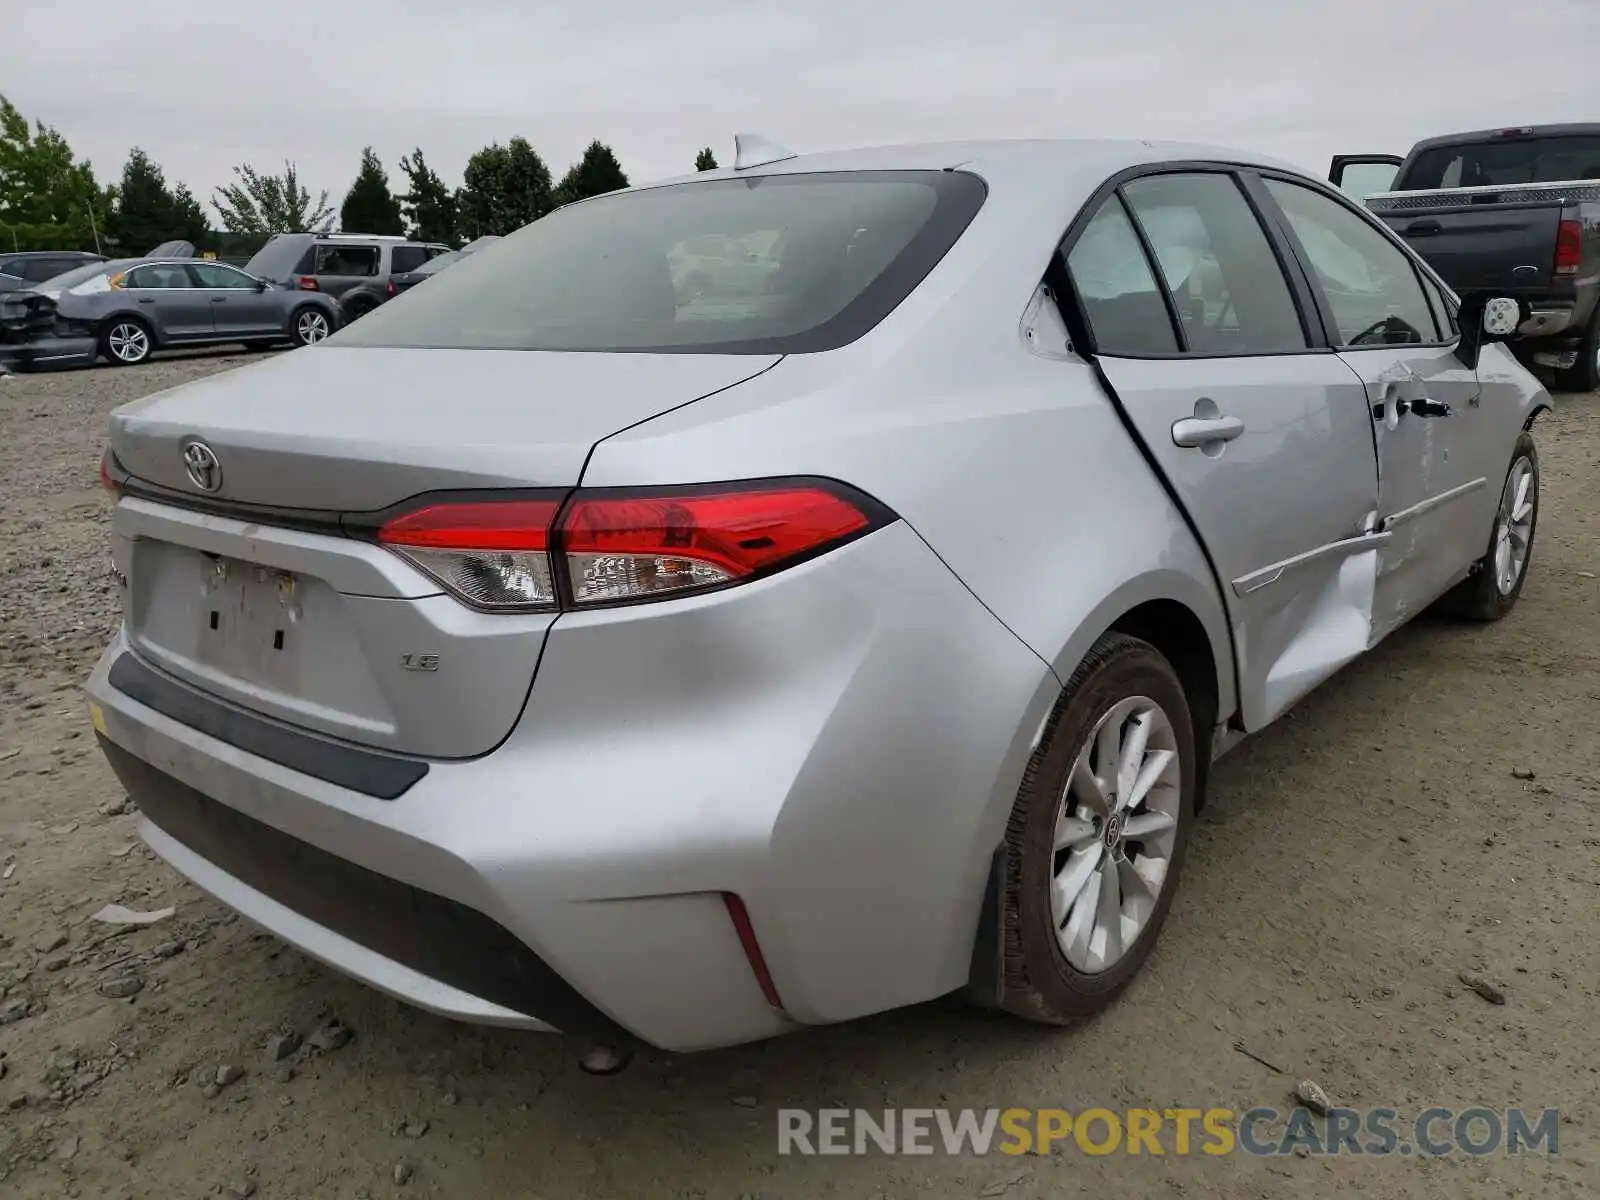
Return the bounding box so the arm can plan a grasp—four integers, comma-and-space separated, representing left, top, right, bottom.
561, 485, 874, 606
386, 279, 397, 296
1555, 220, 1582, 276
372, 480, 888, 612
378, 498, 563, 610
297, 275, 319, 291
99, 449, 123, 498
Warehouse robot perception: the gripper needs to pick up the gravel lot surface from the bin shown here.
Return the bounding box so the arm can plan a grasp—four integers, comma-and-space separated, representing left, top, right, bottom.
0, 352, 1597, 1199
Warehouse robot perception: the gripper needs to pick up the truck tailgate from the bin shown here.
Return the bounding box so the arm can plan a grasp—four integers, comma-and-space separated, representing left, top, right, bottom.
1375, 198, 1563, 294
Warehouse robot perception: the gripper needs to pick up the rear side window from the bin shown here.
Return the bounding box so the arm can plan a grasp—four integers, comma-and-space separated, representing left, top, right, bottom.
333, 170, 986, 354
1065, 199, 1179, 356
1263, 179, 1441, 347
1121, 173, 1308, 355
389, 245, 429, 273
314, 244, 380, 276
23, 257, 76, 282
125, 264, 193, 289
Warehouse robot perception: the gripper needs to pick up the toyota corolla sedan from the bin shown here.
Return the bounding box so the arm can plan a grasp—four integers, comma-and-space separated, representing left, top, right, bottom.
86, 136, 1549, 1054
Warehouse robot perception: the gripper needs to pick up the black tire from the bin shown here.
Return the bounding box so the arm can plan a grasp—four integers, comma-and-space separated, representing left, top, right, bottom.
290, 306, 333, 347
1436, 431, 1540, 621
999, 633, 1196, 1025
99, 317, 153, 367
341, 297, 375, 324
1554, 307, 1600, 393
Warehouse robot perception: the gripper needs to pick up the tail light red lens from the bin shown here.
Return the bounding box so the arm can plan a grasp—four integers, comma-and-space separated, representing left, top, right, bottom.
373, 481, 887, 611
99, 449, 123, 498
378, 498, 563, 610
297, 275, 319, 291
561, 485, 874, 606
1555, 220, 1582, 276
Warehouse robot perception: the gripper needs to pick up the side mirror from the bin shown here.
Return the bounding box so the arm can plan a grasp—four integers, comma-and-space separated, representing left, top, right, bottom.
253, 278, 269, 293
1454, 292, 1529, 370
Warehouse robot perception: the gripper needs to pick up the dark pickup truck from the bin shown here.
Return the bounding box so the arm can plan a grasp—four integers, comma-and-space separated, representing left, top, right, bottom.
1331, 123, 1600, 392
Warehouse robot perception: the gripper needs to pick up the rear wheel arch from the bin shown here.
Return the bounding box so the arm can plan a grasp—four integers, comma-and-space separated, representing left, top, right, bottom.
1107, 599, 1220, 805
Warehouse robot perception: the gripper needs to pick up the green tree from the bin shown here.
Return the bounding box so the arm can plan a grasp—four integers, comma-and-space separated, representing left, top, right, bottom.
0, 94, 114, 252
695, 147, 718, 171
456, 137, 552, 237
397, 149, 458, 245
339, 146, 404, 235
212, 160, 333, 235
110, 147, 211, 253
170, 182, 209, 247
552, 140, 630, 207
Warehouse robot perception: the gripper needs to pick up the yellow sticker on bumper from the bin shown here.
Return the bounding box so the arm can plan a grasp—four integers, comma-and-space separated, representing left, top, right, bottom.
89, 702, 107, 737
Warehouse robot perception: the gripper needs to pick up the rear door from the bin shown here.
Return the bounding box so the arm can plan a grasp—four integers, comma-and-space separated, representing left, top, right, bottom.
1259, 176, 1489, 636
187, 262, 282, 337
1330, 155, 1404, 202
1064, 169, 1383, 731
311, 242, 382, 297
122, 263, 213, 341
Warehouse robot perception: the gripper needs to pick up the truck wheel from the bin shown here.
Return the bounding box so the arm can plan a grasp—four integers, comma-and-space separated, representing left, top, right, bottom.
1436, 432, 1539, 621
998, 633, 1196, 1024
1554, 309, 1600, 393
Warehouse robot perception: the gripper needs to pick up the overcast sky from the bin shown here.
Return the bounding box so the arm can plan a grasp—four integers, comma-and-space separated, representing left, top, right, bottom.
7, 0, 1599, 212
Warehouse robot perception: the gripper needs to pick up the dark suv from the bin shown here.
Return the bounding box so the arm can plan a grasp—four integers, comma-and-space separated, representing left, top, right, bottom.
0, 251, 106, 293
242, 234, 449, 320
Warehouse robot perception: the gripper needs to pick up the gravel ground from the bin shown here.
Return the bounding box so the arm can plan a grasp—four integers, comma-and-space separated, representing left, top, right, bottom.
0, 352, 1597, 1199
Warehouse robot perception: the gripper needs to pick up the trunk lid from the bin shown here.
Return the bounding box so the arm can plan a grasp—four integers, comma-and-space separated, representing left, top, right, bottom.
1367, 187, 1568, 295
109, 345, 780, 509
0, 290, 57, 344
110, 345, 780, 760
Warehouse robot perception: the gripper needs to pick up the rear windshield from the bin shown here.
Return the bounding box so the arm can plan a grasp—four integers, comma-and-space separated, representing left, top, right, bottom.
37, 260, 118, 291
332, 170, 986, 354
1401, 134, 1600, 190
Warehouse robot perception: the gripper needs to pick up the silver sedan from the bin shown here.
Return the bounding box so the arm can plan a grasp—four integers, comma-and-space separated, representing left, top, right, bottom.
85, 136, 1549, 1054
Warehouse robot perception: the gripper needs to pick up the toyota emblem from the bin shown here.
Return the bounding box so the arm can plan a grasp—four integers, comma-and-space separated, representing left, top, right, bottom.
181, 440, 222, 493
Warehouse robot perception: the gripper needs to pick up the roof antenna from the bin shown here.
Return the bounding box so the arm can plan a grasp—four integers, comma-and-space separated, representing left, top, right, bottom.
733, 133, 797, 171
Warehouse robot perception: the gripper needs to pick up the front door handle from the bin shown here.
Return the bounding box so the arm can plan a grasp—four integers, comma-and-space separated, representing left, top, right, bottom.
211, 296, 227, 303
137, 297, 155, 304
1172, 414, 1245, 448
1410, 397, 1452, 417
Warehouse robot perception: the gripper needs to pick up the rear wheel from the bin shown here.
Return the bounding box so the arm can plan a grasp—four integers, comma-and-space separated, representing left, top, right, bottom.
1554, 308, 1600, 393
1436, 432, 1539, 621
999, 633, 1196, 1024
291, 306, 332, 347
100, 318, 152, 366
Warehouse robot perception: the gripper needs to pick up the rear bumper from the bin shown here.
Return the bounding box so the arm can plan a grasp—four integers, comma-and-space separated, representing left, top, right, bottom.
85, 521, 1056, 1050
0, 335, 97, 370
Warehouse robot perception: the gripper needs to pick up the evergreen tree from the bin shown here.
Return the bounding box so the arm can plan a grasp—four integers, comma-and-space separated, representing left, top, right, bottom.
553, 141, 629, 207
695, 147, 718, 171
397, 149, 458, 245
457, 138, 553, 236
339, 147, 404, 235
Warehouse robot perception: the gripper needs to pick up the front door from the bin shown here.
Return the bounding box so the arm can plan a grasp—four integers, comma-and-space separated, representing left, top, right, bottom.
1259, 177, 1487, 638
1329, 154, 1405, 202
187, 262, 282, 337
1063, 170, 1384, 731
120, 263, 212, 341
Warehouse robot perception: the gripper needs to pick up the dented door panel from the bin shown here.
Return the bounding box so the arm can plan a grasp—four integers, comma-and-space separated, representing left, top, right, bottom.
1094, 354, 1382, 731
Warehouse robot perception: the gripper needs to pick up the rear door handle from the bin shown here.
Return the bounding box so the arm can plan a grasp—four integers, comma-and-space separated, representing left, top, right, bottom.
137, 297, 155, 304
211, 296, 226, 303
1405, 219, 1443, 237
1172, 415, 1245, 448
1410, 397, 1452, 417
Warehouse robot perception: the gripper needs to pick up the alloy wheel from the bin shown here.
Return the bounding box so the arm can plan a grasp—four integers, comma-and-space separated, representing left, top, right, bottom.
1050, 695, 1182, 973
1494, 456, 1536, 595
108, 323, 149, 363
297, 311, 330, 344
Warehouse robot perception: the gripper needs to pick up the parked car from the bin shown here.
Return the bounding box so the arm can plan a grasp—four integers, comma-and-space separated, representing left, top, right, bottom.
384, 235, 502, 299
0, 257, 338, 369
242, 233, 451, 322
1331, 123, 1600, 390
0, 250, 105, 293
88, 136, 1549, 1055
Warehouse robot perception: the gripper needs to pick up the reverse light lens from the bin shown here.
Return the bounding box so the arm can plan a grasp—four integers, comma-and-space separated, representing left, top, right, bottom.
560, 486, 874, 605
378, 498, 562, 610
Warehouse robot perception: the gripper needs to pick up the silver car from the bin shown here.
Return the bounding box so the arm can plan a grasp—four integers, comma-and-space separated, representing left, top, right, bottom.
9, 258, 338, 369
86, 137, 1549, 1054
